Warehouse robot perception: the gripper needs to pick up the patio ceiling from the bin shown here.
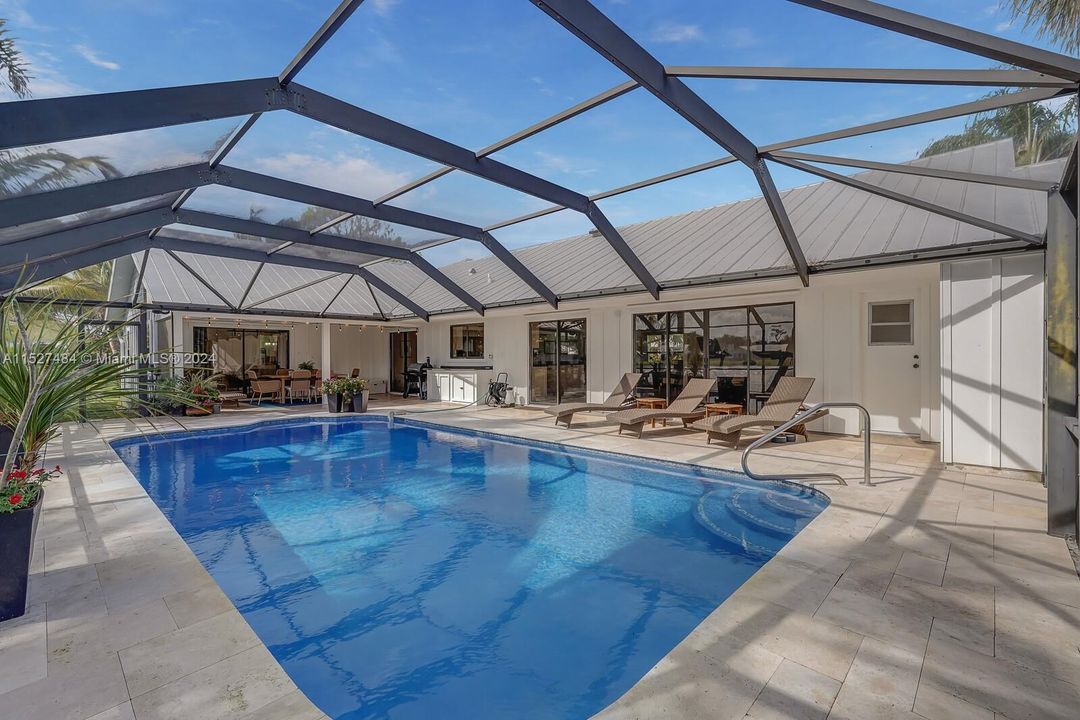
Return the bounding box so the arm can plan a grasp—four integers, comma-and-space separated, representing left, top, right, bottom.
0, 0, 1077, 321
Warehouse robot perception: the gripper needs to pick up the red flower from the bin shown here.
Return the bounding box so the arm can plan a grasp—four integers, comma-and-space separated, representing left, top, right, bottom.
54, 465, 62, 473
8, 494, 22, 505
8, 469, 26, 481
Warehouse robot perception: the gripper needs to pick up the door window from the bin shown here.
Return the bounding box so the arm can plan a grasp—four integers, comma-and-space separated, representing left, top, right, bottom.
529, 319, 586, 404
869, 301, 914, 345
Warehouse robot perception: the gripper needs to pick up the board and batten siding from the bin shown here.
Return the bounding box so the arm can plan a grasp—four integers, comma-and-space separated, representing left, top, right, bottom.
940, 253, 1044, 471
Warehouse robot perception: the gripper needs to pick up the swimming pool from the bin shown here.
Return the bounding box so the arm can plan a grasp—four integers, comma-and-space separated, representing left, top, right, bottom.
113, 416, 827, 720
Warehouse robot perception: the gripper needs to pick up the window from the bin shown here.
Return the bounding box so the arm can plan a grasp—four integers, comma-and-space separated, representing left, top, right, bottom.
633, 302, 795, 411
869, 301, 913, 345
192, 327, 289, 389
450, 323, 484, 359
529, 319, 586, 404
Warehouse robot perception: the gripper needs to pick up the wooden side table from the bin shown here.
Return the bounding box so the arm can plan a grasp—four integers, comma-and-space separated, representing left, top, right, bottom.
704, 402, 743, 417
635, 397, 668, 427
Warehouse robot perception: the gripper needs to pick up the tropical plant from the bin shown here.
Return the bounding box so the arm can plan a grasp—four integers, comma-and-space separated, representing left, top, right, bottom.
0, 18, 30, 99
920, 90, 1076, 166
290, 205, 406, 247
26, 261, 114, 302
298, 360, 316, 371
0, 148, 122, 198
0, 293, 184, 488
1007, 0, 1080, 55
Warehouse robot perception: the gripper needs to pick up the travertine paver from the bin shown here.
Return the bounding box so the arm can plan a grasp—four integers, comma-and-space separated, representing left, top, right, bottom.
0, 400, 1076, 720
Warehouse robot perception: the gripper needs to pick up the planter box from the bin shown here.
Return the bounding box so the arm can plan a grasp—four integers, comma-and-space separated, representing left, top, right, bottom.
0, 489, 43, 622
0, 425, 22, 468
351, 390, 370, 413
326, 393, 344, 413
185, 406, 212, 416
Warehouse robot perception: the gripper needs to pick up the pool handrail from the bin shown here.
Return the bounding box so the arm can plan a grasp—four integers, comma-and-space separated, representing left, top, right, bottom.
741, 402, 872, 487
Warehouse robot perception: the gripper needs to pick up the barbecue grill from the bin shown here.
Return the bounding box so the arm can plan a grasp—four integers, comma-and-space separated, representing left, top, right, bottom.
403, 359, 433, 399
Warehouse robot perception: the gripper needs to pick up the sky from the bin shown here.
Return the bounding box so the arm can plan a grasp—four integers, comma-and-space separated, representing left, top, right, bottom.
1, 0, 1074, 267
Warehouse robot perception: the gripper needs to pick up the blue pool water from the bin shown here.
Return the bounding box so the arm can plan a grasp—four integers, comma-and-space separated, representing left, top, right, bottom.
113, 417, 827, 720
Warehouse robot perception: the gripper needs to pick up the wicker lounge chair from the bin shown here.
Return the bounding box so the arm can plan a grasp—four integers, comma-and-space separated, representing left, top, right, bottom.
607, 377, 717, 438
692, 376, 816, 446
543, 373, 642, 427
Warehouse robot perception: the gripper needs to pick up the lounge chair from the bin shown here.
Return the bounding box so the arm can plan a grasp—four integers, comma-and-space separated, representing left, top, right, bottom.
606, 377, 717, 438
543, 372, 642, 427
692, 376, 817, 446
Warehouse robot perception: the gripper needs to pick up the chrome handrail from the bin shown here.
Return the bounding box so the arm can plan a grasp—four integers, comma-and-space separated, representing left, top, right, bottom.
741, 402, 872, 487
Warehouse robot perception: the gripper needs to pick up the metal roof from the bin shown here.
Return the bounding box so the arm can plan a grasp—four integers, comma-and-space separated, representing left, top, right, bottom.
0, 0, 1076, 320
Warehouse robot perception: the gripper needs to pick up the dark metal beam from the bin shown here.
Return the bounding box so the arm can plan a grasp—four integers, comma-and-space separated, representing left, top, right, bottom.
370, 80, 638, 207
478, 232, 557, 308
666, 65, 1075, 87
217, 165, 558, 311
585, 201, 660, 299
173, 210, 482, 315
763, 86, 1069, 153
290, 83, 589, 212
752, 160, 810, 285
0, 78, 276, 150
279, 0, 366, 86
321, 274, 358, 317
164, 249, 238, 311
0, 207, 173, 270
288, 82, 655, 297
772, 150, 1056, 191
0, 163, 210, 228
0, 235, 150, 294
786, 0, 1080, 81
408, 254, 485, 315
530, 0, 757, 165
356, 267, 429, 321
1045, 174, 1078, 537
530, 0, 806, 286
175, 208, 414, 260
769, 154, 1043, 244
246, 273, 343, 310
153, 234, 426, 320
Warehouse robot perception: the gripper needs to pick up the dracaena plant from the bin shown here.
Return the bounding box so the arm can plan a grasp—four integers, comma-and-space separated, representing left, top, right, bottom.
0, 290, 186, 494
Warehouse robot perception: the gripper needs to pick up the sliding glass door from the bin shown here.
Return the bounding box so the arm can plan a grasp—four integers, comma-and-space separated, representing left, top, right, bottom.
633, 303, 795, 410
529, 319, 586, 404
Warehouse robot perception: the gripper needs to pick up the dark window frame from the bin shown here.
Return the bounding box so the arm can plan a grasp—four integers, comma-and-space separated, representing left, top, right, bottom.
450, 322, 485, 359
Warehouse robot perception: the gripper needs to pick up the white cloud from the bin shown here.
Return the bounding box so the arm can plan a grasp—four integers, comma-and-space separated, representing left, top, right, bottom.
533, 150, 596, 177
651, 22, 703, 43
74, 44, 120, 71
994, 20, 1012, 32
369, 0, 400, 16
0, 0, 49, 31
253, 152, 411, 200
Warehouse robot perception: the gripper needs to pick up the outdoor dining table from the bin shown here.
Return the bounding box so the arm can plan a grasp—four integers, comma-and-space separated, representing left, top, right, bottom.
259, 374, 289, 403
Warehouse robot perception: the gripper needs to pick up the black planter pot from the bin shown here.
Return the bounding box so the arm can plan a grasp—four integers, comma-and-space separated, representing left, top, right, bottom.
350, 390, 369, 413
326, 393, 344, 413
0, 488, 43, 623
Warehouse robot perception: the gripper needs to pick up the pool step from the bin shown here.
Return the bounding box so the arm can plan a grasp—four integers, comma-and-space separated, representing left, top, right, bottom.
694, 487, 822, 558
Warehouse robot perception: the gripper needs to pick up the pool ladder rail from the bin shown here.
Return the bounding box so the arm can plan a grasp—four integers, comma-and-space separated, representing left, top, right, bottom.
741, 402, 872, 487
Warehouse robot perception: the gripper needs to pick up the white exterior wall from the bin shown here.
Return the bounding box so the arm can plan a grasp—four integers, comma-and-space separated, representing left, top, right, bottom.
940, 253, 1044, 471
169, 256, 1050, 472
403, 263, 942, 440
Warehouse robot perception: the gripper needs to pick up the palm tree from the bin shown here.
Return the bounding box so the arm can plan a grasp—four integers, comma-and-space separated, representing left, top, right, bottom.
28, 262, 113, 302
921, 91, 1076, 165
0, 148, 121, 197
1008, 0, 1080, 55
0, 18, 29, 99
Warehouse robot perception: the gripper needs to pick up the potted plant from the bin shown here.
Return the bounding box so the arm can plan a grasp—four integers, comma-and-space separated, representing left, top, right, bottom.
346, 377, 370, 413
0, 465, 61, 621
178, 372, 221, 416
0, 292, 178, 621
322, 377, 348, 413
298, 360, 316, 372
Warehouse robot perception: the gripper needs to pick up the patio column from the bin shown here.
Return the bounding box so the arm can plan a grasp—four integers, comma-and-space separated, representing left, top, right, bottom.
1045, 158, 1079, 538
321, 320, 332, 384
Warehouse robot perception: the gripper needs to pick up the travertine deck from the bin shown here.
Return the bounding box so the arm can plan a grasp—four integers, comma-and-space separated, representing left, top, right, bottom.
1, 401, 1077, 720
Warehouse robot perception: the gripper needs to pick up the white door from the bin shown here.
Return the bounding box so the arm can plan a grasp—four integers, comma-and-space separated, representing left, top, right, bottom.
861, 293, 924, 436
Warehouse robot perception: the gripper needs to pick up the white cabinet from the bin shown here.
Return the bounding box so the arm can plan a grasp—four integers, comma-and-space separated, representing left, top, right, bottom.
428, 369, 490, 404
